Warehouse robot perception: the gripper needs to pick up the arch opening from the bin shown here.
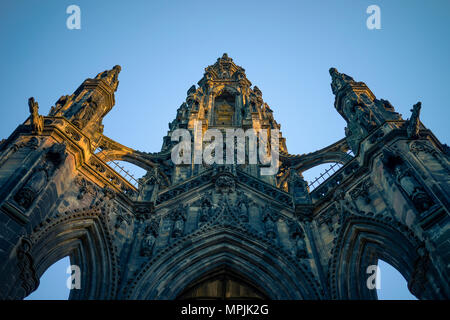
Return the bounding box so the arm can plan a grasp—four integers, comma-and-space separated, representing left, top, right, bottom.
128, 227, 322, 299
106, 159, 147, 188
302, 162, 343, 191
376, 259, 417, 300
214, 91, 235, 126
25, 256, 71, 300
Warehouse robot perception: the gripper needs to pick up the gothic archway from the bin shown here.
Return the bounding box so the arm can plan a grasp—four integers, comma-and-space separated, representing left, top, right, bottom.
328, 214, 441, 300
14, 207, 119, 300
126, 226, 323, 299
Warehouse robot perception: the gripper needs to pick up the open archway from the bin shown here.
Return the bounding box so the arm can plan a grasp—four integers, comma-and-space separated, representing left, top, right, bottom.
328, 214, 441, 300
376, 259, 417, 300
126, 226, 323, 300
25, 256, 70, 300
11, 207, 119, 300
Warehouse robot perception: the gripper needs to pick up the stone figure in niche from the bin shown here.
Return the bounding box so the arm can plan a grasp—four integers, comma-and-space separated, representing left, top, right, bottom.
141, 222, 159, 257
198, 191, 213, 226
198, 195, 212, 224
141, 232, 156, 257
393, 166, 433, 212
72, 92, 104, 129
382, 149, 434, 213
289, 222, 308, 258
171, 205, 187, 238
262, 206, 277, 239
294, 236, 308, 259
236, 191, 249, 222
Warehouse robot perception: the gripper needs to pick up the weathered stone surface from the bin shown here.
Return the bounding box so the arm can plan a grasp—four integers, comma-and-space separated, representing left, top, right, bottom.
0, 56, 448, 300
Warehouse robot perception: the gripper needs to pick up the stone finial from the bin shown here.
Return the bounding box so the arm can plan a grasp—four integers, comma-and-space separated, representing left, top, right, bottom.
221, 53, 231, 61
407, 101, 422, 139
329, 67, 354, 95
28, 97, 43, 134
95, 65, 122, 92
187, 85, 196, 96
253, 86, 262, 97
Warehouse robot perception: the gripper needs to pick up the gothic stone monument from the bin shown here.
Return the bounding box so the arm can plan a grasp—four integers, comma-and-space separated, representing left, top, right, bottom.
0, 54, 449, 299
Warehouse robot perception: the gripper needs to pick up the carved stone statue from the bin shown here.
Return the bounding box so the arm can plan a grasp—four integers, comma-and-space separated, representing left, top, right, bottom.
294, 236, 308, 258
382, 150, 434, 213
393, 166, 433, 212
407, 101, 421, 139
289, 221, 308, 258
198, 192, 213, 226
72, 93, 104, 129
236, 191, 249, 222
141, 219, 159, 257
28, 97, 43, 134
141, 233, 156, 257
262, 206, 277, 239
140, 225, 157, 258
173, 219, 184, 238
171, 205, 186, 238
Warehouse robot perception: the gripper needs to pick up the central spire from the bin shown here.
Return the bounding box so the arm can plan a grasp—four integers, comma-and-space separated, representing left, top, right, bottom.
162, 54, 287, 153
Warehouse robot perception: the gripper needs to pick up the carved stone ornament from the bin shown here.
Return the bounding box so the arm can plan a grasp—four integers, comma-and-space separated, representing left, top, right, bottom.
141, 219, 160, 257
28, 97, 43, 135
382, 149, 434, 213
214, 174, 235, 194
170, 205, 187, 238
406, 102, 421, 139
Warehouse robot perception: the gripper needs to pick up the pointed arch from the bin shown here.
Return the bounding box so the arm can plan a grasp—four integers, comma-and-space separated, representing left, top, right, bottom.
328, 213, 441, 299
126, 226, 323, 299
15, 206, 119, 300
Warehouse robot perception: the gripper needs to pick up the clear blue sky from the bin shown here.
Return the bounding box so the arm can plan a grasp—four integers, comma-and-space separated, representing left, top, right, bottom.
2, 0, 448, 299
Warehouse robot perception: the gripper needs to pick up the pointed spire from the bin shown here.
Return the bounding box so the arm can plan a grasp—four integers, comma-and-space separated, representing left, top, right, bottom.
95, 65, 121, 91
220, 53, 232, 62
329, 67, 354, 95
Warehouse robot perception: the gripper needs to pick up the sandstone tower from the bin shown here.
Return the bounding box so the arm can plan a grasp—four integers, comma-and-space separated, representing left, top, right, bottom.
0, 54, 448, 299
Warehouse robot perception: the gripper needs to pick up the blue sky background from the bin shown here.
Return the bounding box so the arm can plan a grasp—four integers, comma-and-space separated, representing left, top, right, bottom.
2, 0, 449, 299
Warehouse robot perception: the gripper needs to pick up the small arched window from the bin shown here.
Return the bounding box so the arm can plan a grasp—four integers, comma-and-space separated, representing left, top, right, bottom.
214, 91, 235, 126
